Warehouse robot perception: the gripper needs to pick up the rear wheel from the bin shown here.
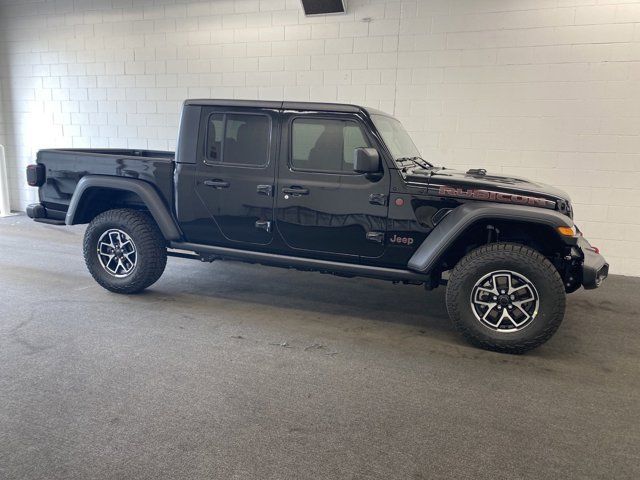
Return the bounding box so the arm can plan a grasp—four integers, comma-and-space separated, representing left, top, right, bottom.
83, 208, 167, 294
446, 243, 566, 354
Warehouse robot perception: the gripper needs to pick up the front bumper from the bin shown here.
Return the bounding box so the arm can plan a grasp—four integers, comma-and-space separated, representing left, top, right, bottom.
577, 236, 608, 289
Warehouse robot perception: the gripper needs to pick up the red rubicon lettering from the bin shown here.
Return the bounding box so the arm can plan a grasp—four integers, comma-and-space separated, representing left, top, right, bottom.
437, 186, 553, 208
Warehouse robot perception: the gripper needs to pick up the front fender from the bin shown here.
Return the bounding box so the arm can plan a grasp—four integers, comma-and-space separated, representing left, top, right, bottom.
66, 175, 182, 241
407, 202, 574, 274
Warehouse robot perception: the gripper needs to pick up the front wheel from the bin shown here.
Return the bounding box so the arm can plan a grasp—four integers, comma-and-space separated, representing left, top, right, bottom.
446, 243, 566, 354
83, 208, 167, 294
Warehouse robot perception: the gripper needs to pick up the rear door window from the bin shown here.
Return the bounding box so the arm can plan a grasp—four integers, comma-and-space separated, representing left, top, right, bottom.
206, 113, 270, 167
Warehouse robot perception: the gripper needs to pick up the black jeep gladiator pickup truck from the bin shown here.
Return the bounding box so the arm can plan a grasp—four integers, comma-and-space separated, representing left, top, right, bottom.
26, 99, 608, 353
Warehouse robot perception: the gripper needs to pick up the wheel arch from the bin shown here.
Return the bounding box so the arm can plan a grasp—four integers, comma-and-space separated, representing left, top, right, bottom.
66, 175, 182, 241
407, 202, 575, 275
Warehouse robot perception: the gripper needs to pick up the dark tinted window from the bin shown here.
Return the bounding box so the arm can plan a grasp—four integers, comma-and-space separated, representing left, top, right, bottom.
206, 114, 224, 161
206, 113, 270, 167
291, 118, 370, 173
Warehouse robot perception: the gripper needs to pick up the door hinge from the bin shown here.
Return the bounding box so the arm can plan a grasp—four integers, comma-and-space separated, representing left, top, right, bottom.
257, 184, 273, 196
366, 231, 385, 243
369, 193, 387, 206
255, 220, 271, 232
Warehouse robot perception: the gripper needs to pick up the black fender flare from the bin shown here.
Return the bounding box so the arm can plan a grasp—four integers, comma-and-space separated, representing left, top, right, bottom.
407, 201, 574, 274
65, 175, 182, 241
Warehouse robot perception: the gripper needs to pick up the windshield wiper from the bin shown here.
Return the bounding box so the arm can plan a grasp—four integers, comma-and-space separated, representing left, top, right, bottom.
396, 156, 434, 170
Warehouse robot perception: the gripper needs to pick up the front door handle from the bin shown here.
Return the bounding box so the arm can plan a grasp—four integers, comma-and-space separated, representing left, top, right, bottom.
282, 186, 309, 197
204, 179, 230, 189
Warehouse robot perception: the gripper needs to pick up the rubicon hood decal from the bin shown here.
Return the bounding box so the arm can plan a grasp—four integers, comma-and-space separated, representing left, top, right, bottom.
409, 167, 572, 203
434, 185, 556, 209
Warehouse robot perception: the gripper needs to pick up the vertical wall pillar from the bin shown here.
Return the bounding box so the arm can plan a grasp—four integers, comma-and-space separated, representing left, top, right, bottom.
0, 144, 11, 217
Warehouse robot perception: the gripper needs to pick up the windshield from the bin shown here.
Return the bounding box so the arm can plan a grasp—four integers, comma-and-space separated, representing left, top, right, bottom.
371, 114, 421, 160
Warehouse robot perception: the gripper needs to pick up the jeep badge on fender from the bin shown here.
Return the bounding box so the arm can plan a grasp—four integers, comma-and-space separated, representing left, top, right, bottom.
25, 99, 608, 354
389, 234, 414, 246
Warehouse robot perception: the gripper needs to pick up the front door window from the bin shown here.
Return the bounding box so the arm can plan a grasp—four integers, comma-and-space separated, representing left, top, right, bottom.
290, 118, 369, 173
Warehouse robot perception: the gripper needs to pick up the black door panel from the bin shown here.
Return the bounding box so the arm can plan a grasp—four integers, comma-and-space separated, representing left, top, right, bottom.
275, 113, 389, 258
192, 108, 279, 246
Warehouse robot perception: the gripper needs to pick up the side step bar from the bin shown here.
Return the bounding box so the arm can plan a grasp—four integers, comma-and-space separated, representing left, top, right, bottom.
169, 242, 431, 283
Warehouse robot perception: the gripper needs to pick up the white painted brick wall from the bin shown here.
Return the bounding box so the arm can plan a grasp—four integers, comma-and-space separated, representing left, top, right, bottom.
1, 0, 640, 275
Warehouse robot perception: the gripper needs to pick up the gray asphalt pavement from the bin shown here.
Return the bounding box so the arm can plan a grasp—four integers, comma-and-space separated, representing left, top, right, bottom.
1, 215, 639, 480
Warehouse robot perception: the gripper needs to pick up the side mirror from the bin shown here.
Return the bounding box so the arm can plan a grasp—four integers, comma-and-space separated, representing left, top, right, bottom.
353, 147, 380, 174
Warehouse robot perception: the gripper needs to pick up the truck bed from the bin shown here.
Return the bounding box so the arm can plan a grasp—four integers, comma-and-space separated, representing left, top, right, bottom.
35, 148, 176, 222
42, 148, 176, 161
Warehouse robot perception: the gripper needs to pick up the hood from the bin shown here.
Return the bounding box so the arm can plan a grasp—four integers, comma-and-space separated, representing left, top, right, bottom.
407, 167, 570, 203
403, 167, 573, 215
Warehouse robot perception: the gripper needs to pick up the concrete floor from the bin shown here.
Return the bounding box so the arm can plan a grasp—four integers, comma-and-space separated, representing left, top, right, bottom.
0, 215, 639, 480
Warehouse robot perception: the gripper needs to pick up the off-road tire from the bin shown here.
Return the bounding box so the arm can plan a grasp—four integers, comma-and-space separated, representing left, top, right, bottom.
446, 243, 566, 354
83, 208, 167, 294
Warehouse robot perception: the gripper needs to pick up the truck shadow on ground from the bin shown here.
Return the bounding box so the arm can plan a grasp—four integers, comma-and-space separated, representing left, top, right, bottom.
156, 258, 453, 333
146, 258, 640, 366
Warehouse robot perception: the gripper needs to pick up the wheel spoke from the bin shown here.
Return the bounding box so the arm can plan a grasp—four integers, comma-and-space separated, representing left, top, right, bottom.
505, 274, 515, 293
103, 235, 115, 248
501, 308, 520, 328
510, 284, 531, 296
482, 306, 500, 326
513, 299, 533, 308
475, 300, 497, 308
510, 305, 530, 326
519, 288, 535, 302
477, 286, 498, 296
493, 273, 507, 287
109, 231, 120, 246
105, 255, 118, 271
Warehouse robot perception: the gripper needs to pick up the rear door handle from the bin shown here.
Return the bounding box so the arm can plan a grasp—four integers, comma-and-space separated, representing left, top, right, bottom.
282, 186, 309, 196
257, 184, 273, 196
255, 220, 272, 232
204, 179, 230, 189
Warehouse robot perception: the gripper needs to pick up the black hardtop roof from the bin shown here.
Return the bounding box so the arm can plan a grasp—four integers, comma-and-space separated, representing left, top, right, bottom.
183, 99, 390, 117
